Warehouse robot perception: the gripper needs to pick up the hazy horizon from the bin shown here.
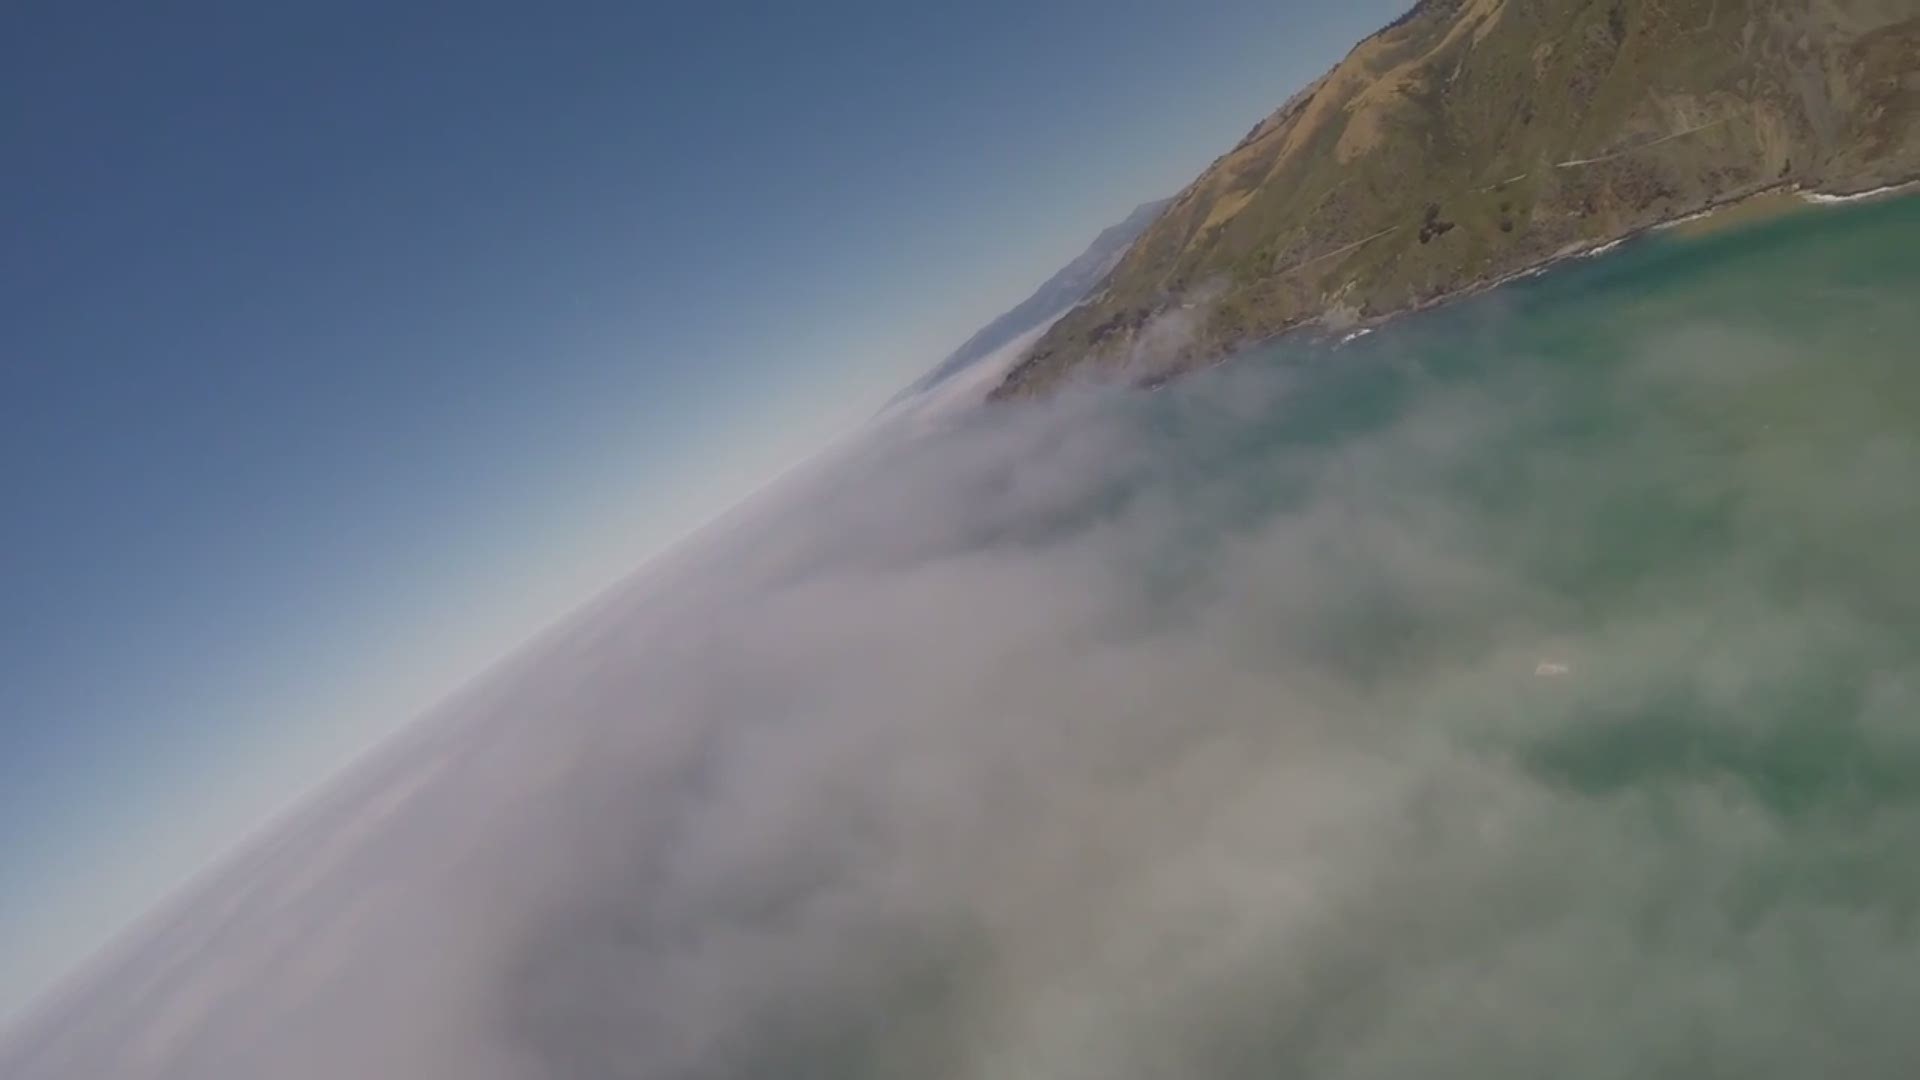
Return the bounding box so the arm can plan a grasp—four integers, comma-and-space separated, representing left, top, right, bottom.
0, 0, 1415, 1024
10, 194, 1920, 1077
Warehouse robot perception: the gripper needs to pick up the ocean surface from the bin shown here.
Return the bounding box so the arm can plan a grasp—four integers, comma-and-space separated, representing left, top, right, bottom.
1218, 191, 1920, 704
7, 194, 1920, 1078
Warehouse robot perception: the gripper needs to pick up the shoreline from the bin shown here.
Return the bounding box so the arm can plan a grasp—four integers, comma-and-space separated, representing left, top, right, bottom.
1029, 173, 1920, 398
1802, 179, 1920, 204
1262, 175, 1920, 361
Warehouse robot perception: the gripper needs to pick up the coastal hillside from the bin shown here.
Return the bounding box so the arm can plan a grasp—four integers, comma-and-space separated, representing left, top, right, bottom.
893, 197, 1172, 405
994, 0, 1920, 398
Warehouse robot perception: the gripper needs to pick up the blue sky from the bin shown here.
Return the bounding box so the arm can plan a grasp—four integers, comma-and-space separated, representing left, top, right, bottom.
0, 0, 1406, 1022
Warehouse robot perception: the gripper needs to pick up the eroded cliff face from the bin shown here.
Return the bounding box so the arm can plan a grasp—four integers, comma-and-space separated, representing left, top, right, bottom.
994, 0, 1920, 399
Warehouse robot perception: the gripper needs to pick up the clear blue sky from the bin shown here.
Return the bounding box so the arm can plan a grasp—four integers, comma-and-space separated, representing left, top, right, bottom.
0, 0, 1406, 1022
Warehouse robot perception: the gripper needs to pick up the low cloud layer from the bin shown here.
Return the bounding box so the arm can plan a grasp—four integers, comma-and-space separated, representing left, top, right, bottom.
9, 255, 1920, 1078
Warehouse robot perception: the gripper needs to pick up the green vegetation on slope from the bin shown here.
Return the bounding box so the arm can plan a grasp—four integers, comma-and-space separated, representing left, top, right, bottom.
994, 0, 1920, 399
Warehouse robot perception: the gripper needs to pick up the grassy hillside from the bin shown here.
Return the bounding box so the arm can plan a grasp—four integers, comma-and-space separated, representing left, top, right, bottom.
993, 0, 1920, 399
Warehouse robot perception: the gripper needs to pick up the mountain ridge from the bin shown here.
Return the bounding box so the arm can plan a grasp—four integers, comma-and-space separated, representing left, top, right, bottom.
993, 0, 1920, 399
892, 197, 1172, 405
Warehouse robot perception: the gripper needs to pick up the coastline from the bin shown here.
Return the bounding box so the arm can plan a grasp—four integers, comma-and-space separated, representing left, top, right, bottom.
1031, 173, 1920, 397
1656, 188, 1811, 238
1244, 175, 1920, 366
1802, 180, 1920, 204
